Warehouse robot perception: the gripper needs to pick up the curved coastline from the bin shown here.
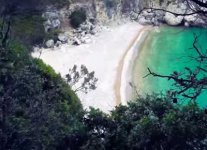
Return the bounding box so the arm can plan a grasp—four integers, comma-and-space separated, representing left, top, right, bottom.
32, 22, 145, 112
116, 27, 150, 105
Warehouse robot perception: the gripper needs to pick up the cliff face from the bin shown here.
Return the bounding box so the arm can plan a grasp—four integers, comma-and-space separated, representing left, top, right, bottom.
67, 0, 152, 24
66, 0, 206, 27
66, 0, 181, 24
43, 0, 185, 29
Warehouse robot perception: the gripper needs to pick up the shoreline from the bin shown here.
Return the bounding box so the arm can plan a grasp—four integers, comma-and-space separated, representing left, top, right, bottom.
32, 22, 146, 112
116, 27, 150, 105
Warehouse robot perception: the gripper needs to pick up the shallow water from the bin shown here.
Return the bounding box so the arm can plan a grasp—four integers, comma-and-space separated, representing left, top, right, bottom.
133, 26, 207, 108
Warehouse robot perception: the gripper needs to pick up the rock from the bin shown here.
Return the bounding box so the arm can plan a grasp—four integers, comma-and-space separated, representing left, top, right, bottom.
44, 19, 61, 32
193, 18, 206, 27
67, 39, 73, 45
81, 36, 92, 44
73, 37, 81, 45
58, 34, 68, 43
90, 29, 96, 35
81, 31, 86, 37
55, 41, 62, 47
184, 14, 197, 23
166, 3, 187, 14
46, 39, 55, 48
184, 14, 206, 27
184, 22, 190, 27
152, 18, 160, 26
164, 13, 183, 26
130, 11, 138, 20
80, 23, 91, 31
138, 16, 152, 25
51, 19, 61, 29
89, 18, 96, 24
42, 11, 61, 32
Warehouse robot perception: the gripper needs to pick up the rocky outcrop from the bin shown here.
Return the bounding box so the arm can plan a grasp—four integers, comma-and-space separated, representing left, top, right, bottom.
58, 33, 68, 43
41, 0, 207, 48
43, 0, 207, 30
70, 21, 103, 45
164, 13, 183, 26
42, 10, 61, 32
45, 39, 55, 48
139, 0, 207, 27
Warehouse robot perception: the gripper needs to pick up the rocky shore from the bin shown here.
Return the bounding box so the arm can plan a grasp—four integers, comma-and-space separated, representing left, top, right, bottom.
40, 0, 207, 49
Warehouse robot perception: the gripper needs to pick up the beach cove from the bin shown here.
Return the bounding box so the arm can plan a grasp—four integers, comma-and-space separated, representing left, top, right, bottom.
32, 23, 207, 112
32, 22, 150, 112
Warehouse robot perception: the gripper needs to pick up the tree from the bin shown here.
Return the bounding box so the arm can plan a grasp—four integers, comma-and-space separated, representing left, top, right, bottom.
66, 65, 98, 94
140, 0, 207, 16
82, 95, 207, 150
0, 17, 84, 150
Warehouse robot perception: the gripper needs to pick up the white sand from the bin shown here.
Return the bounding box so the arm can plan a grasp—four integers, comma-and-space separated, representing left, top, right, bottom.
120, 29, 149, 105
32, 22, 144, 112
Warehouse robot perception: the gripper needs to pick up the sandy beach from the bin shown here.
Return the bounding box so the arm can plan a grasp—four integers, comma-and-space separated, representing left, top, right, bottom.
32, 22, 148, 112
119, 28, 149, 105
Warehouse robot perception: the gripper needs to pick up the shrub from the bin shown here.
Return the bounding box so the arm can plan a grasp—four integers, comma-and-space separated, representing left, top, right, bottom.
11, 15, 46, 49
33, 58, 58, 78
69, 9, 87, 28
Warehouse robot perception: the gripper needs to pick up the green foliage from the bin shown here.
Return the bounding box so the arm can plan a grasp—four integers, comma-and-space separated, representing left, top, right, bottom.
2, 38, 207, 150
82, 96, 207, 150
0, 38, 84, 150
6, 41, 30, 69
11, 15, 46, 49
33, 58, 58, 78
0, 0, 69, 50
70, 9, 87, 28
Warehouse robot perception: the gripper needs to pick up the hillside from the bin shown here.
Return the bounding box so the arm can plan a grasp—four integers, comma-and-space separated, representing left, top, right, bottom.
1, 0, 207, 149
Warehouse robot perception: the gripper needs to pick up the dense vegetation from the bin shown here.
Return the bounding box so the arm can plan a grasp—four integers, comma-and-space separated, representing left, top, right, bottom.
0, 22, 84, 149
0, 0, 70, 50
81, 97, 207, 150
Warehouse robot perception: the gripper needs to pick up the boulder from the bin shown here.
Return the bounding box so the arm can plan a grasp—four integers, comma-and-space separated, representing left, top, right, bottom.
80, 23, 91, 31
164, 13, 183, 26
138, 16, 153, 25
73, 37, 81, 45
90, 29, 96, 35
184, 22, 190, 27
193, 18, 206, 27
184, 14, 197, 24
58, 34, 68, 43
184, 14, 206, 27
44, 20, 53, 31
51, 19, 61, 29
81, 36, 92, 44
42, 11, 61, 32
55, 41, 62, 47
46, 39, 55, 48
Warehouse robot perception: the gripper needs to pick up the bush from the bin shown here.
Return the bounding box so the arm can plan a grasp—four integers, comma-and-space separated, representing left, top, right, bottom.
69, 9, 87, 28
11, 15, 46, 49
82, 96, 207, 150
33, 58, 58, 78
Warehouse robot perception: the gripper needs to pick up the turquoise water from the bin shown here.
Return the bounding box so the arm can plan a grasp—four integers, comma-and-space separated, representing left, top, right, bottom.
133, 26, 207, 108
